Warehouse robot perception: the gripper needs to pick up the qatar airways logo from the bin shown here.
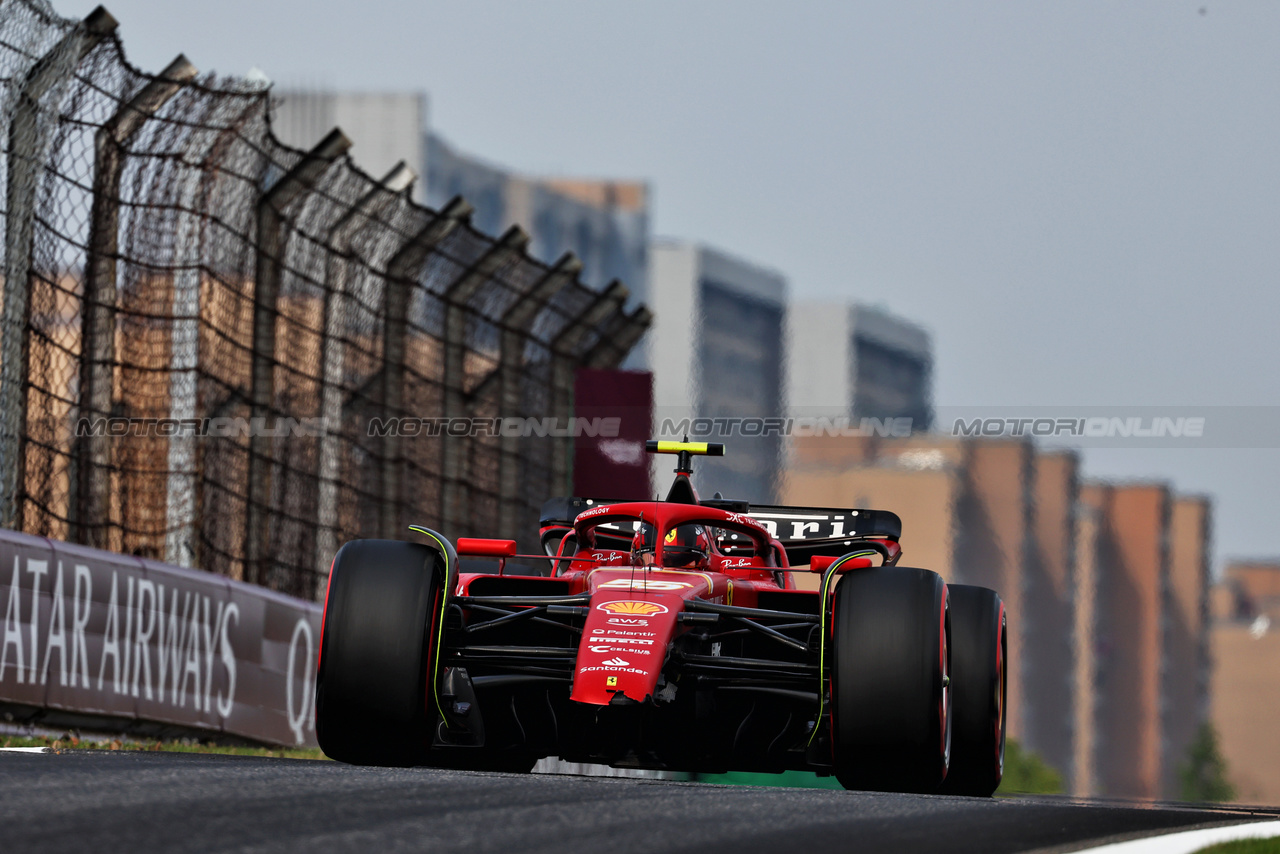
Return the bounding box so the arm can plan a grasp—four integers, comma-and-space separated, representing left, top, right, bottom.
0, 553, 319, 746
0, 557, 238, 716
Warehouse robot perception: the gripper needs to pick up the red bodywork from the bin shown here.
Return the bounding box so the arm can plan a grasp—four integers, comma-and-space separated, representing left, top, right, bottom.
453, 500, 898, 708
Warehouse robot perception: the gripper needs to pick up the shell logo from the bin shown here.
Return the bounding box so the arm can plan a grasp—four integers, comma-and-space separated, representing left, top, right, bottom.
598, 600, 669, 616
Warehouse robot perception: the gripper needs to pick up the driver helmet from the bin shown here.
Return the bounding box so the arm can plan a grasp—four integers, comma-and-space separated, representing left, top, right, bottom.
630, 523, 657, 567
660, 524, 710, 569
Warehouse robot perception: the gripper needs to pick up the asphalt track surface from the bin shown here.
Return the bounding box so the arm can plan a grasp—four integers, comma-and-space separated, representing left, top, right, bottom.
1, 751, 1276, 854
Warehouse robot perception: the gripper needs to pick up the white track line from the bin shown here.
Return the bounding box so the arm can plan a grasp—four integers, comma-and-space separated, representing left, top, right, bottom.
1070, 819, 1280, 854
0, 747, 51, 753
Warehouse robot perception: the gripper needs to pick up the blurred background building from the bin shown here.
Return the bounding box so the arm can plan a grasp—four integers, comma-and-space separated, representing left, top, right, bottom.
646, 240, 787, 503
787, 302, 933, 429
271, 90, 428, 202
426, 134, 649, 301
272, 90, 649, 298
1211, 561, 1280, 804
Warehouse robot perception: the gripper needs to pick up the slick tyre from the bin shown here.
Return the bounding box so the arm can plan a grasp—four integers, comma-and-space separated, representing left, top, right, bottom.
938, 584, 1006, 797
831, 567, 951, 793
316, 539, 443, 766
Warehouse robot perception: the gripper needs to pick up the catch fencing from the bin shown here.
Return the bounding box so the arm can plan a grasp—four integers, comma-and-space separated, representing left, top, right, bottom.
0, 1, 651, 602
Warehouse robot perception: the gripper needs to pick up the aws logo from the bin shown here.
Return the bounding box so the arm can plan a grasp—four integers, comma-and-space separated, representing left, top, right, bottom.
597, 600, 669, 616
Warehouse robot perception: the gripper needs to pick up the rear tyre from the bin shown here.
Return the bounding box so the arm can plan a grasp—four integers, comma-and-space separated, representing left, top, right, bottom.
831, 567, 951, 793
316, 539, 443, 766
938, 584, 1006, 797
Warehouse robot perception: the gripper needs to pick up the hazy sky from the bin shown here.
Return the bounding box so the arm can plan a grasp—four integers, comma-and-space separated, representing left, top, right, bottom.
57, 0, 1280, 565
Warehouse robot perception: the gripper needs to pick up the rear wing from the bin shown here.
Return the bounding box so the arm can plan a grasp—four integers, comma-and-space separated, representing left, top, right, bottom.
539, 497, 901, 564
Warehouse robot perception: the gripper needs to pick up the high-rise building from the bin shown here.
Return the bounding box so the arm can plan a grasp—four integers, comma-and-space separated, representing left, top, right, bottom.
271, 91, 427, 202
270, 93, 649, 295
1164, 496, 1212, 797
426, 134, 649, 296
648, 240, 787, 502
787, 302, 932, 429
1079, 482, 1170, 800
1211, 561, 1280, 803
1072, 485, 1214, 801
1025, 450, 1080, 785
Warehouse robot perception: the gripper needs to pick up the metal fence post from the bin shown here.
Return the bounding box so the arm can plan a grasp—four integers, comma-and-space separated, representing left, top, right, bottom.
74, 54, 197, 550
583, 305, 653, 369
0, 6, 117, 529
164, 97, 267, 568
439, 225, 529, 538
378, 197, 472, 540
471, 253, 580, 541
245, 128, 351, 585
549, 281, 629, 494
315, 161, 415, 595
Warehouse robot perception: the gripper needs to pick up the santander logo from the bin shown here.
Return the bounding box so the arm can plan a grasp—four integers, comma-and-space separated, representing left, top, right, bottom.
601, 657, 630, 667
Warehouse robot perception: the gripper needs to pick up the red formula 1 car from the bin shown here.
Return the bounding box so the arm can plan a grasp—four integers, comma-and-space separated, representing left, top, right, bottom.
315, 441, 1007, 795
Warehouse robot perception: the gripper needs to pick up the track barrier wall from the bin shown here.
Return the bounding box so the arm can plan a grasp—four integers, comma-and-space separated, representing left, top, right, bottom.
0, 526, 322, 747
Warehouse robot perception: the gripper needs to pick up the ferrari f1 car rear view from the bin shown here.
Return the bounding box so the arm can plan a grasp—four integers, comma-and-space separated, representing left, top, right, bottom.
315, 441, 1008, 795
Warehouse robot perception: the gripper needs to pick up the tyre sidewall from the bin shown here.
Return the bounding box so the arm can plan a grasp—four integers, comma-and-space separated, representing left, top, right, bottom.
938, 584, 1005, 796
831, 567, 950, 792
316, 539, 442, 765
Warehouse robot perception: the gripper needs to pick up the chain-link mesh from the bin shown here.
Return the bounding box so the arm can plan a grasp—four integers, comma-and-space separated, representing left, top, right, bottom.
0, 1, 648, 600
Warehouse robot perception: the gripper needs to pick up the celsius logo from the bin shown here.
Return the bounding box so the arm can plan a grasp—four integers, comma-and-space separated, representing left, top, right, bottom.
598, 600, 669, 616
